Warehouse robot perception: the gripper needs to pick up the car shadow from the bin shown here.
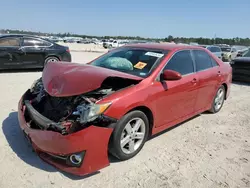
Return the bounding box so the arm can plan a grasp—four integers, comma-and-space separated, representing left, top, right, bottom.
2, 112, 100, 180
2, 111, 201, 179
232, 81, 250, 86
0, 68, 43, 74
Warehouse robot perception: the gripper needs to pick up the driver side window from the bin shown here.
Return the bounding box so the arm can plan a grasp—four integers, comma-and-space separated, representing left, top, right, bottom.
164, 50, 194, 75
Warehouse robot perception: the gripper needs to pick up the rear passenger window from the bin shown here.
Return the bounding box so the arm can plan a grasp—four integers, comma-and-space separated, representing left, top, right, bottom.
193, 50, 213, 71
164, 50, 194, 75
23, 38, 51, 47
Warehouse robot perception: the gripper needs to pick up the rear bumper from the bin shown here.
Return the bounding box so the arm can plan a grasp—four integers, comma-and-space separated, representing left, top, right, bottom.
18, 95, 113, 176
61, 52, 72, 62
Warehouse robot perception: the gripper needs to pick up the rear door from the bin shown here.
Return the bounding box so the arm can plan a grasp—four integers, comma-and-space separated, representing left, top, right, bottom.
20, 37, 52, 68
0, 37, 22, 69
192, 50, 221, 112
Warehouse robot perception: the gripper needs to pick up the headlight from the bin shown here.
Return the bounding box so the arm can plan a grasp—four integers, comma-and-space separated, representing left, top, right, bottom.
76, 102, 112, 123
88, 102, 112, 120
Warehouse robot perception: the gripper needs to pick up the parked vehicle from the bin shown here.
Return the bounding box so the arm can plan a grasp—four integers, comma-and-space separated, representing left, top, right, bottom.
236, 48, 249, 57
18, 44, 232, 176
202, 45, 223, 59
230, 48, 250, 82
0, 34, 71, 70
103, 40, 128, 49
221, 47, 237, 61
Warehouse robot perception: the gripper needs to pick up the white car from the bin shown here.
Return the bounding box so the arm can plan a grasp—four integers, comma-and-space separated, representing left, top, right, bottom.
103, 40, 128, 49
221, 47, 238, 61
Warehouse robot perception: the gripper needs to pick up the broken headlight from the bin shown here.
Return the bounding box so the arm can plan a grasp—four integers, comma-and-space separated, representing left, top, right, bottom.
73, 102, 112, 123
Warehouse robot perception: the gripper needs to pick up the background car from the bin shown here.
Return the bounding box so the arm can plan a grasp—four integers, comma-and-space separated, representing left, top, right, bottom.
230, 48, 250, 82
0, 34, 71, 70
202, 45, 223, 59
221, 46, 237, 61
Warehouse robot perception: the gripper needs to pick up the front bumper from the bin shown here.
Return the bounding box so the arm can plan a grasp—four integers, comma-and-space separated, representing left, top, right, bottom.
18, 95, 113, 176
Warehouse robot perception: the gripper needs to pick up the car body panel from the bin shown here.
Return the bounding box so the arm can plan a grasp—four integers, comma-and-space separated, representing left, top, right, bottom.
230, 57, 250, 82
42, 61, 143, 97
150, 74, 199, 127
18, 98, 113, 176
194, 67, 221, 111
18, 43, 232, 176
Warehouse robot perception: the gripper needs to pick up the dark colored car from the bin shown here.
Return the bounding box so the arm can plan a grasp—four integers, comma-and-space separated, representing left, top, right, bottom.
18, 44, 232, 176
0, 34, 71, 70
230, 48, 250, 82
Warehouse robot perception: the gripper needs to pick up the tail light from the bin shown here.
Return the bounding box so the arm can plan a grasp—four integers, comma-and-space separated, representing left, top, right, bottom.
66, 48, 70, 53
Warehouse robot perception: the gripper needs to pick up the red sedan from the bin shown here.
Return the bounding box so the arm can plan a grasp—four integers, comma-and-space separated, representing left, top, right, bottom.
18, 44, 232, 176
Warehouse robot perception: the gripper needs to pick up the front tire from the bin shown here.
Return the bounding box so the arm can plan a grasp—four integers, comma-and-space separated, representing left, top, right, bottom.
209, 85, 226, 113
109, 110, 149, 160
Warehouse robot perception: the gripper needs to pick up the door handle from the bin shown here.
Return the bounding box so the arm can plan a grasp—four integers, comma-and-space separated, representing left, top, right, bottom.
191, 78, 197, 84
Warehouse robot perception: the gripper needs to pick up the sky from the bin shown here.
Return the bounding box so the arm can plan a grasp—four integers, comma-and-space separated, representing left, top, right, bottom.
0, 0, 250, 38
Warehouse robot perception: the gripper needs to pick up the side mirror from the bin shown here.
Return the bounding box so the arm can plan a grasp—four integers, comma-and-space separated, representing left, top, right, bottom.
161, 69, 182, 81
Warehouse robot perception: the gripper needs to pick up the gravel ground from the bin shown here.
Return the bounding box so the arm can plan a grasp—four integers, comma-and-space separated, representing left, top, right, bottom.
0, 52, 250, 188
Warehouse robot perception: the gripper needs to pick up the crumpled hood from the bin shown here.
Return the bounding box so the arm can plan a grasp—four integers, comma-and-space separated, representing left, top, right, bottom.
42, 61, 142, 97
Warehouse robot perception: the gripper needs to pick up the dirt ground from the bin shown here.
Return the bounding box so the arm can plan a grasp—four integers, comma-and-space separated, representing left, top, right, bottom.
0, 52, 249, 188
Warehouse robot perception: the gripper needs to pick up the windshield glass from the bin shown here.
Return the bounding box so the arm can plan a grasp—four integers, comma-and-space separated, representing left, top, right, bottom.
90, 48, 167, 77
221, 47, 231, 52
242, 48, 250, 57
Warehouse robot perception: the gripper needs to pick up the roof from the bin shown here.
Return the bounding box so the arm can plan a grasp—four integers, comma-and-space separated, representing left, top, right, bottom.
123, 43, 205, 51
0, 34, 45, 39
0, 34, 54, 43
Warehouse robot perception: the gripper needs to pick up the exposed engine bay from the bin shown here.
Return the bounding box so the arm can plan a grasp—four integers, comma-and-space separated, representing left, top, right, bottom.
23, 76, 140, 135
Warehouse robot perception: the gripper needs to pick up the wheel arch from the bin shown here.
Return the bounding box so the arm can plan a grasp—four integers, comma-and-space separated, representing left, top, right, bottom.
45, 54, 61, 61
222, 83, 228, 100
126, 106, 154, 138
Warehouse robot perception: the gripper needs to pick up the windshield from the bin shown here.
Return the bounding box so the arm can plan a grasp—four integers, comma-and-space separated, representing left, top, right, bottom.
90, 48, 167, 77
221, 47, 231, 52
242, 48, 250, 57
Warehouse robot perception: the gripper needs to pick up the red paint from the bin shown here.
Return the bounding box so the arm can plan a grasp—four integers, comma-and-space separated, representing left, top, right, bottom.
18, 44, 232, 176
42, 62, 142, 97
18, 100, 113, 176
162, 69, 182, 80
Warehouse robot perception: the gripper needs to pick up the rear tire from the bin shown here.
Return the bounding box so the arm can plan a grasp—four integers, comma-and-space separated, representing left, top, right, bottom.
44, 56, 59, 66
209, 85, 226, 113
109, 110, 149, 160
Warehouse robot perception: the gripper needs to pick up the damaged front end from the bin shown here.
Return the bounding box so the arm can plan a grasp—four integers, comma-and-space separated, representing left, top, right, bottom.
23, 76, 139, 135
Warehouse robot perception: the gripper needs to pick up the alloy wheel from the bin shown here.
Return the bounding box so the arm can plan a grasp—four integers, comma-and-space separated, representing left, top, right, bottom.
120, 118, 146, 154
214, 88, 225, 111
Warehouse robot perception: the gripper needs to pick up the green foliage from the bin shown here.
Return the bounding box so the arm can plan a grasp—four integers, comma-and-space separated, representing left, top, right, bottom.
1, 29, 250, 46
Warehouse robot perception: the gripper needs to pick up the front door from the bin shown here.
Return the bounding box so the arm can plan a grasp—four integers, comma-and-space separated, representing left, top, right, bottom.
152, 50, 199, 128
0, 37, 22, 69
